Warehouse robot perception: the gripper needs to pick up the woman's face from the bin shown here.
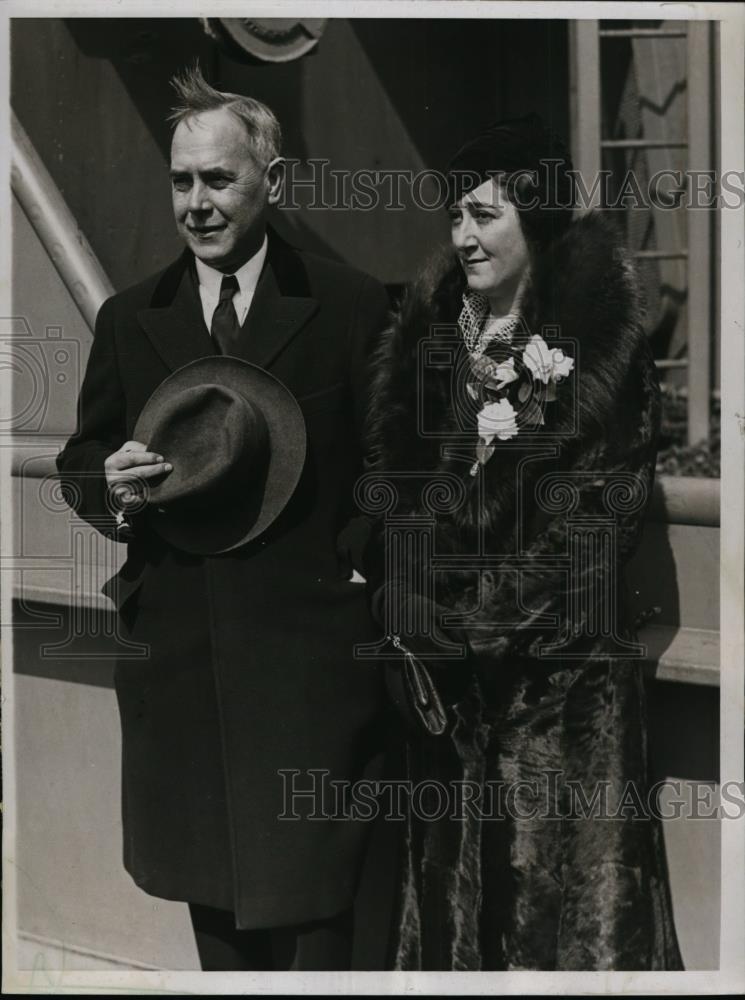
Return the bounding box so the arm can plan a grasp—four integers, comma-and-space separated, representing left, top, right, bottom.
449, 179, 530, 311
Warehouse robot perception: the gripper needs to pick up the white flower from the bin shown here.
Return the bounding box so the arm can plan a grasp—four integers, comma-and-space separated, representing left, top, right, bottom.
523, 335, 574, 384
552, 349, 574, 380
478, 398, 519, 445
467, 356, 518, 403
491, 356, 519, 390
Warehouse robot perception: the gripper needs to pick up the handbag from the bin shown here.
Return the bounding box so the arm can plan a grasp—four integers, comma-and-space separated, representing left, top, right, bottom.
384, 634, 449, 737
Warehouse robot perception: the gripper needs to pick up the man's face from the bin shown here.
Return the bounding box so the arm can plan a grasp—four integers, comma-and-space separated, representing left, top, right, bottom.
170, 108, 275, 273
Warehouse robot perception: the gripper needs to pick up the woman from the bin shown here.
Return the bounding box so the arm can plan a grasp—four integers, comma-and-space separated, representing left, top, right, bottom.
362, 115, 683, 971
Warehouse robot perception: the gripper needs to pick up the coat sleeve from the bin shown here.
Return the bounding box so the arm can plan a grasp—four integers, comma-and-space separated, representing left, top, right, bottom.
55, 295, 128, 540
348, 275, 392, 451
469, 443, 657, 664
336, 275, 391, 577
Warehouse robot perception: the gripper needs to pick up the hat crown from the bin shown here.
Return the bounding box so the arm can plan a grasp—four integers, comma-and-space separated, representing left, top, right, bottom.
147, 383, 268, 508
132, 355, 307, 555
448, 113, 571, 176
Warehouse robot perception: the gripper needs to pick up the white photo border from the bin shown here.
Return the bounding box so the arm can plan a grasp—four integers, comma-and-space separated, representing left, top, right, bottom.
1, 0, 743, 995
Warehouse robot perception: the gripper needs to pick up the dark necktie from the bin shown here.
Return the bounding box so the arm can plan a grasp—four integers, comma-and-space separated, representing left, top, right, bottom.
211, 274, 241, 356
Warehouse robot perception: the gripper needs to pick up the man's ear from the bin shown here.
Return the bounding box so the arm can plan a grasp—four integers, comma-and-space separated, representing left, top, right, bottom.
266, 157, 285, 205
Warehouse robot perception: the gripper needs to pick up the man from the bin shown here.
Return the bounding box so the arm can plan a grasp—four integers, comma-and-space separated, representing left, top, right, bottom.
56, 67, 391, 971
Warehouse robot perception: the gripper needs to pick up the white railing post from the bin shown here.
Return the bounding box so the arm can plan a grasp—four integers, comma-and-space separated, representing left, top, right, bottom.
686, 21, 713, 445
570, 20, 602, 213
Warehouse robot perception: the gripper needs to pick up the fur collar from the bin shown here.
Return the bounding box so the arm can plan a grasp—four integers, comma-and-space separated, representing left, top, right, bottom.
364, 211, 655, 543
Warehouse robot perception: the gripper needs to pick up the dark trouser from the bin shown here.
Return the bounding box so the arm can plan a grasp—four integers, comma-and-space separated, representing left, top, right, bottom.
189, 903, 354, 971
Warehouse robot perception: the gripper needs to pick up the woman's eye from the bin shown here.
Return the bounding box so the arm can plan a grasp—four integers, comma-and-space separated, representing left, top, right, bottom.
449, 212, 463, 225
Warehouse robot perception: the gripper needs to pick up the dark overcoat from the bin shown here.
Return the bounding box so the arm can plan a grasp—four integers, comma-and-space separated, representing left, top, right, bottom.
56, 227, 392, 929
363, 212, 684, 970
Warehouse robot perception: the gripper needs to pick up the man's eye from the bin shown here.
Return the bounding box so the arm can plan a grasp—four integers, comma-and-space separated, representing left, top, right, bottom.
449, 211, 462, 224
208, 178, 230, 189
171, 178, 190, 192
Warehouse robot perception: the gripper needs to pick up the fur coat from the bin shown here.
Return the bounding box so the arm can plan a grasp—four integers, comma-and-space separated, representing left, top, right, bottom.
363, 212, 683, 971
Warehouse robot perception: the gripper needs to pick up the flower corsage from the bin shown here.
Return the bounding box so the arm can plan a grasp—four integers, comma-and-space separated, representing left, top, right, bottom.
467, 334, 574, 477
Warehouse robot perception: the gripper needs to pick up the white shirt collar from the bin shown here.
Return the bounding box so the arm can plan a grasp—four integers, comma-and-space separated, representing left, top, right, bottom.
194, 235, 268, 301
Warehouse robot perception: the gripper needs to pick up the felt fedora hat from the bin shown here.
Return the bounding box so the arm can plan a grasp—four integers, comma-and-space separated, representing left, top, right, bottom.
133, 357, 306, 555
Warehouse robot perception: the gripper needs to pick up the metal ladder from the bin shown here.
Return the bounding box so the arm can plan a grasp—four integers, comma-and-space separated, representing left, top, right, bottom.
570, 20, 714, 446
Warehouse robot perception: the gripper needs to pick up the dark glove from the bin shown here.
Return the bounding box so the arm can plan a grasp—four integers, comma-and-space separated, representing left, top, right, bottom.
372, 588, 468, 663
335, 515, 373, 580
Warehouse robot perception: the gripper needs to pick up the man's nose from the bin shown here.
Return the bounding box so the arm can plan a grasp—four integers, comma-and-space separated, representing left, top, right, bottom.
186, 180, 212, 215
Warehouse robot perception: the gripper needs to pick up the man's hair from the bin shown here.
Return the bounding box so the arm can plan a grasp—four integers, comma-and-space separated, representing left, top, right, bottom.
168, 64, 282, 166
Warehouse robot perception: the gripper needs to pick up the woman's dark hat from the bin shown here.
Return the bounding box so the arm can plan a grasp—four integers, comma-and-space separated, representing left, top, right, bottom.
446, 112, 575, 244
133, 357, 306, 555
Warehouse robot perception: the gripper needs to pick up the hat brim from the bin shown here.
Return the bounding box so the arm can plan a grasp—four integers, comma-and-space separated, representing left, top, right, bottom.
133, 357, 307, 555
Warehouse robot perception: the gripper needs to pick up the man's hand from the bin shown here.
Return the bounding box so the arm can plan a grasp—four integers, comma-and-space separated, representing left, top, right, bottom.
104, 440, 172, 510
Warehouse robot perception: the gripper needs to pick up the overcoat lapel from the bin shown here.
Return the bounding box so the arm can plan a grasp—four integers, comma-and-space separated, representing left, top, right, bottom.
137, 251, 216, 372
236, 229, 318, 369
136, 230, 319, 374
